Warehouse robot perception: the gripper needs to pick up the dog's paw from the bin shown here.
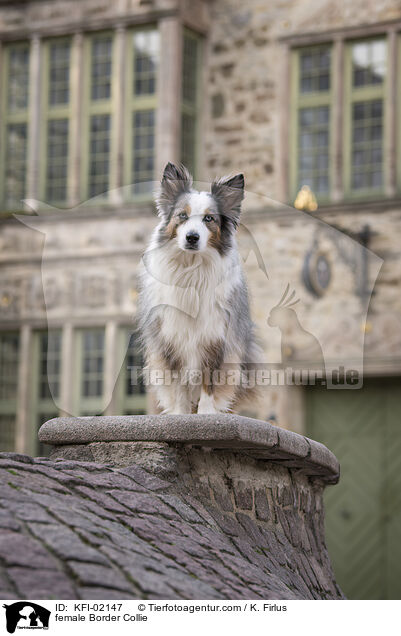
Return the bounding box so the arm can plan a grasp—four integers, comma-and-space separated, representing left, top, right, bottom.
197, 406, 218, 415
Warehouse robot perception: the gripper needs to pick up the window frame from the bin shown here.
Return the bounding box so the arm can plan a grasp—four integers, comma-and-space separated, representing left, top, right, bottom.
81, 30, 116, 203
30, 329, 61, 456
123, 25, 159, 202
0, 41, 30, 211
74, 327, 106, 416
114, 327, 147, 415
40, 36, 73, 206
290, 43, 334, 205
288, 29, 399, 207
0, 330, 20, 452
343, 36, 388, 199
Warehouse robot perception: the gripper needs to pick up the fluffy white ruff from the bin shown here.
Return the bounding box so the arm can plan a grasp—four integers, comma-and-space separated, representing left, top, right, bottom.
141, 223, 244, 413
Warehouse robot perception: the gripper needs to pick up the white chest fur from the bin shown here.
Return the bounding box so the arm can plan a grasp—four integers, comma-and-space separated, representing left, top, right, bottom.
142, 233, 241, 369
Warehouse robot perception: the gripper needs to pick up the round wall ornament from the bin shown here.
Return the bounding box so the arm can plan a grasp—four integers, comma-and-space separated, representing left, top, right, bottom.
302, 248, 331, 297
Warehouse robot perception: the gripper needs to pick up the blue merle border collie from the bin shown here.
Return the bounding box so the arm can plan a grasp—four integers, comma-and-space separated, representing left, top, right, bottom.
137, 162, 263, 414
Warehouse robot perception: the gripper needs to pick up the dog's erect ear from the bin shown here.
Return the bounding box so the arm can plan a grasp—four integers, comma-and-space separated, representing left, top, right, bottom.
211, 173, 245, 227
156, 162, 193, 218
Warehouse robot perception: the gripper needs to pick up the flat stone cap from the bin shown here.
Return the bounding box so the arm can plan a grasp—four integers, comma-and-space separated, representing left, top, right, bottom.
39, 414, 339, 483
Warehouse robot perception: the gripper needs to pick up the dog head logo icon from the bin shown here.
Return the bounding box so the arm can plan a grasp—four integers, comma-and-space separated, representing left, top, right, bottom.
3, 602, 51, 634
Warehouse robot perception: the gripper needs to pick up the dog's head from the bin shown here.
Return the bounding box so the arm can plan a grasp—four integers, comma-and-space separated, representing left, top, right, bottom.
155, 162, 244, 255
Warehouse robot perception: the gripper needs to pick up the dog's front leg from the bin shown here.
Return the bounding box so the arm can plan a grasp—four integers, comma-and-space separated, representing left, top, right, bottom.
171, 388, 192, 414
157, 381, 191, 414
197, 387, 218, 414
197, 363, 240, 414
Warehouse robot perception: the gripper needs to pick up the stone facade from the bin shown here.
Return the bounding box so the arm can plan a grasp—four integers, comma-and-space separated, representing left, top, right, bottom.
0, 0, 401, 453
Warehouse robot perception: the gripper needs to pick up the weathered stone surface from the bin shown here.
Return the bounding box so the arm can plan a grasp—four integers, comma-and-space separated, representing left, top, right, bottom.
85, 441, 180, 476
40, 414, 339, 483
233, 480, 254, 510
254, 487, 270, 521
8, 567, 77, 599
40, 413, 279, 447
0, 532, 60, 570
0, 445, 344, 600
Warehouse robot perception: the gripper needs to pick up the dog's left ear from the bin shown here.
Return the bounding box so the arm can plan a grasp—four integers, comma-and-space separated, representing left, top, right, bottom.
156, 162, 193, 218
211, 173, 245, 227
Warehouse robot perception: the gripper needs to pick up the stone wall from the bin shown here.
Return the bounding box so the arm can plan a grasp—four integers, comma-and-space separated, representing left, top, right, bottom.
0, 414, 344, 599
204, 0, 401, 196
201, 0, 401, 424
1, 0, 401, 447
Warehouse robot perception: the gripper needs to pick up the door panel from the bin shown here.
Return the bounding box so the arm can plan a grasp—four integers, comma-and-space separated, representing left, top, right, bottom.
306, 379, 401, 599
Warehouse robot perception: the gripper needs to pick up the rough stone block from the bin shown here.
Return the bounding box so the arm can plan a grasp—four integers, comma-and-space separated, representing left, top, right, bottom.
233, 480, 253, 510
254, 487, 270, 521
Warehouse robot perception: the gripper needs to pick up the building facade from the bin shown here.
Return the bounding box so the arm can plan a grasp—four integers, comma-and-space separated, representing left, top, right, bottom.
0, 0, 401, 598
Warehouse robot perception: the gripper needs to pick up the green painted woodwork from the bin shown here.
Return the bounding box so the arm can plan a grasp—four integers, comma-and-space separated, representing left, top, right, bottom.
123, 26, 158, 200
290, 36, 391, 204
40, 37, 73, 205
82, 31, 115, 202
290, 44, 334, 205
73, 326, 146, 417
343, 37, 387, 199
0, 42, 30, 210
74, 328, 106, 416
113, 327, 147, 415
30, 330, 61, 456
1, 27, 201, 208
306, 378, 401, 600
0, 332, 19, 452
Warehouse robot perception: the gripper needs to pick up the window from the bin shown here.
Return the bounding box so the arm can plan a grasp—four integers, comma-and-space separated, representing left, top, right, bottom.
124, 28, 159, 196
84, 34, 113, 199
32, 330, 61, 456
0, 43, 30, 209
181, 30, 202, 176
291, 44, 332, 201
291, 36, 389, 203
75, 328, 105, 415
0, 26, 202, 209
344, 38, 387, 195
0, 332, 19, 451
114, 328, 146, 415
42, 38, 71, 203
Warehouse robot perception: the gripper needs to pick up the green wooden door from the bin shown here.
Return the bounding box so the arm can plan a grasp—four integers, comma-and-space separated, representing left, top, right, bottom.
306, 378, 401, 599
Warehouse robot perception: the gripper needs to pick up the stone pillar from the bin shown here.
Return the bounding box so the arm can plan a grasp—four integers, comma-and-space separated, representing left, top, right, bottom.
60, 322, 74, 416
104, 320, 118, 415
155, 16, 183, 177
386, 28, 397, 198
15, 325, 32, 454
26, 36, 41, 204
277, 43, 291, 204
110, 25, 126, 204
332, 37, 344, 202
69, 32, 84, 207
0, 42, 2, 177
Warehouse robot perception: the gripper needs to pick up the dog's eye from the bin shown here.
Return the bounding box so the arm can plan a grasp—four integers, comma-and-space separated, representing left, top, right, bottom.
178, 212, 188, 220
204, 215, 213, 223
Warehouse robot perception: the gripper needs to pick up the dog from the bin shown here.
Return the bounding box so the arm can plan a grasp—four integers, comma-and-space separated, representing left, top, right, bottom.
137, 162, 263, 414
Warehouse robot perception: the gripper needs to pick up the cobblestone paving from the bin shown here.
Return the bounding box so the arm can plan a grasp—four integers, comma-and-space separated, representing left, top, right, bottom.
0, 453, 343, 600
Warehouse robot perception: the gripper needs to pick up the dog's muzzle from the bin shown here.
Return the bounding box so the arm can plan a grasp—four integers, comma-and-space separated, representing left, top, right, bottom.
185, 231, 200, 249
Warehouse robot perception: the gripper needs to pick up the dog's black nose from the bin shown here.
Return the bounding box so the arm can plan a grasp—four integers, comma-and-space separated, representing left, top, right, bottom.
186, 232, 199, 245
